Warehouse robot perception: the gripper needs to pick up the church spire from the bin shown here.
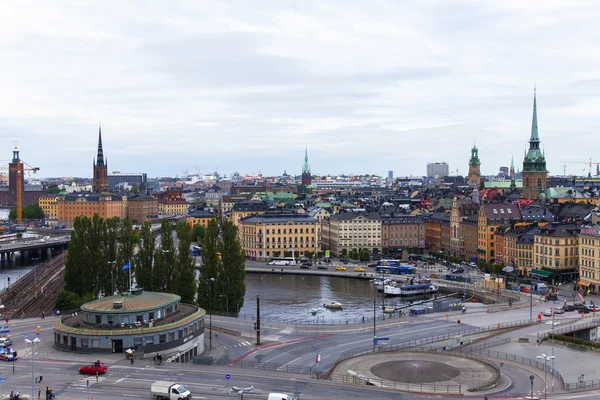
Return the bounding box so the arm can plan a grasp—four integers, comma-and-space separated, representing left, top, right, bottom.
96, 124, 105, 167
302, 146, 310, 174
530, 86, 539, 142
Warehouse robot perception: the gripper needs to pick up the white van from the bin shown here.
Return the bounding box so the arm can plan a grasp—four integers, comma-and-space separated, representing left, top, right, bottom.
268, 394, 294, 400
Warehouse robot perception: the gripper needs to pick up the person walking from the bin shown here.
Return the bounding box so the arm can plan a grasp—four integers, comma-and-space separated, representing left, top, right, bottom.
130, 353, 134, 365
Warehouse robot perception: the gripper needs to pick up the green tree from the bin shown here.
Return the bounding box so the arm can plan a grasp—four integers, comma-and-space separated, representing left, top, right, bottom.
153, 219, 176, 292
192, 225, 206, 244
174, 220, 197, 303
135, 221, 155, 291
55, 289, 85, 311
382, 247, 390, 255
304, 251, 314, 260
217, 221, 246, 314
116, 219, 137, 293
88, 214, 107, 296
9, 204, 44, 220
359, 248, 370, 261
46, 184, 61, 194
64, 216, 92, 297
101, 217, 119, 296
198, 219, 220, 313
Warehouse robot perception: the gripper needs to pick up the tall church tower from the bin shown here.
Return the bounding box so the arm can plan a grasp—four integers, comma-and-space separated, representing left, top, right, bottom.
510, 154, 515, 178
92, 126, 109, 193
8, 144, 24, 205
467, 144, 481, 187
522, 89, 548, 200
301, 146, 311, 185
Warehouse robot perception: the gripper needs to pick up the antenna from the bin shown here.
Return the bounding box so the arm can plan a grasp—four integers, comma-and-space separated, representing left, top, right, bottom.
563, 164, 566, 176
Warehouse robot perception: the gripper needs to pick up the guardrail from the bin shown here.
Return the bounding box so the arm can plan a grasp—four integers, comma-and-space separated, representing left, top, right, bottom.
460, 348, 566, 390
538, 318, 600, 341
565, 378, 600, 391
320, 319, 533, 378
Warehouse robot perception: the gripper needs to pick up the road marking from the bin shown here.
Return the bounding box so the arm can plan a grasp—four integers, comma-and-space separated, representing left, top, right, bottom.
115, 378, 125, 383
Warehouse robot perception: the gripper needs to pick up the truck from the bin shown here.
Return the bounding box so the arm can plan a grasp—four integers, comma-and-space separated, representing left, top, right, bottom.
151, 381, 191, 400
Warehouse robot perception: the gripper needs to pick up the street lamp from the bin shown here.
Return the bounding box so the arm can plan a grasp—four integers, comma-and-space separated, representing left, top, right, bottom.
312, 308, 323, 377
536, 353, 555, 400
25, 337, 40, 400
548, 319, 559, 393
209, 277, 215, 351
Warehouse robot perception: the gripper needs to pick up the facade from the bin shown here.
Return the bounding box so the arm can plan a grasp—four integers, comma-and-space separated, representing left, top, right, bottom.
477, 204, 521, 263
238, 212, 319, 260
461, 214, 479, 261
187, 210, 215, 229
127, 194, 158, 223
426, 162, 449, 179
56, 192, 124, 226
467, 146, 481, 187
307, 207, 330, 222
424, 212, 449, 253
522, 91, 548, 200
579, 225, 600, 290
449, 198, 479, 258
321, 212, 382, 256
301, 147, 311, 186
54, 290, 205, 362
231, 200, 268, 226
533, 223, 580, 283
493, 224, 510, 265
39, 195, 58, 220
108, 172, 147, 192
93, 127, 109, 193
158, 198, 188, 216
381, 215, 425, 251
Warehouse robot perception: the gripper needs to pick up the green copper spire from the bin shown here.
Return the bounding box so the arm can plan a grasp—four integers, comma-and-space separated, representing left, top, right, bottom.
302, 146, 310, 174
511, 154, 514, 169
469, 143, 480, 165
530, 87, 539, 141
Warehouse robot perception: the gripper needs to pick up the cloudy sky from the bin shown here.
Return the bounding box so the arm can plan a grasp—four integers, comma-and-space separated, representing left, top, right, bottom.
1, 0, 599, 179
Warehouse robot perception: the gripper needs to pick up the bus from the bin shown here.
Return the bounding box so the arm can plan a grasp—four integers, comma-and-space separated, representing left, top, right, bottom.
378, 259, 400, 267
375, 265, 416, 275
445, 274, 472, 284
267, 257, 296, 266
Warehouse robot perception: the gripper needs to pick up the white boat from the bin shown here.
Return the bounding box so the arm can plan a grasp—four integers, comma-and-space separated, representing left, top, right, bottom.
384, 283, 438, 296
371, 278, 392, 292
323, 301, 343, 310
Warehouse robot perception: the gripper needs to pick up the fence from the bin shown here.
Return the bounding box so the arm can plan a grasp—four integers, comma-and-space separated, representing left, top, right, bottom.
460, 348, 566, 390
538, 317, 600, 341
565, 378, 600, 391
320, 319, 533, 378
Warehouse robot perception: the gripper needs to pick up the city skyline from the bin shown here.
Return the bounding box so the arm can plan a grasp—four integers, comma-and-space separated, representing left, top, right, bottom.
2, 1, 600, 178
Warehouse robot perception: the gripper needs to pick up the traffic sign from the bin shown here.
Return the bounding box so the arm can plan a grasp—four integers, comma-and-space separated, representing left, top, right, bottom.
0, 378, 5, 383
316, 353, 321, 363
23, 334, 28, 339
225, 374, 230, 380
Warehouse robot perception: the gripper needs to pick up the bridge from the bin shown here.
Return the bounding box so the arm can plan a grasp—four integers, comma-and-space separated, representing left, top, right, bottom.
0, 235, 70, 264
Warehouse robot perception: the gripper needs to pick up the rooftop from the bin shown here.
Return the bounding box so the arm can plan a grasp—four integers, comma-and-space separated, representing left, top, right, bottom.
81, 291, 180, 313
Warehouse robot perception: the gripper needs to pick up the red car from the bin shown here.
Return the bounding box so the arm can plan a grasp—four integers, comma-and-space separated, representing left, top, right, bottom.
79, 363, 107, 374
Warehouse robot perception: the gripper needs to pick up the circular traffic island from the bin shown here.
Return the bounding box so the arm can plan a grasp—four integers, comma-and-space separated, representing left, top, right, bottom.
331, 351, 499, 394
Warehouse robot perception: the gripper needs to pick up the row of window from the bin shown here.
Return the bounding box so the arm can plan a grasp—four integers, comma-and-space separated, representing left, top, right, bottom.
383, 233, 424, 239
582, 248, 597, 257
536, 246, 578, 256
581, 269, 596, 280
581, 238, 599, 246
535, 238, 577, 245
581, 259, 597, 268
536, 257, 578, 267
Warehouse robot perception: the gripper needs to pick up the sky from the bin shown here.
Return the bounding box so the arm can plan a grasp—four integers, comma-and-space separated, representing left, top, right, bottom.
1, 0, 600, 179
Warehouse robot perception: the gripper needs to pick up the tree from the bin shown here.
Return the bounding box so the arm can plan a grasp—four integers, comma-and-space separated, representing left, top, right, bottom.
304, 251, 314, 260
217, 221, 246, 314
64, 216, 92, 297
192, 225, 205, 244
100, 217, 120, 296
9, 204, 44, 220
359, 248, 370, 262
135, 221, 155, 291
173, 220, 197, 303
153, 219, 176, 292
87, 214, 107, 296
382, 247, 390, 255
46, 184, 61, 194
197, 219, 220, 313
372, 248, 380, 255
341, 248, 347, 257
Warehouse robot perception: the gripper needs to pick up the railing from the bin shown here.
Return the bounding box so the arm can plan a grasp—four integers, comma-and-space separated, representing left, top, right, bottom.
460, 348, 566, 390
565, 378, 600, 391
320, 319, 533, 378
538, 318, 600, 340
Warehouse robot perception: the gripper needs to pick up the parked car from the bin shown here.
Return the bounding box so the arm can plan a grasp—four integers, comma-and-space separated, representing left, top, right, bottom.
0, 338, 12, 347
554, 306, 565, 314
452, 268, 465, 274
317, 265, 328, 270
79, 363, 108, 375
299, 264, 311, 269
335, 266, 347, 271
367, 263, 377, 268
354, 267, 365, 272
564, 304, 576, 312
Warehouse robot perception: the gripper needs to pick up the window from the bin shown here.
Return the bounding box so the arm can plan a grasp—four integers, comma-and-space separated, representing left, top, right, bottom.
91, 339, 100, 348
159, 334, 166, 343
145, 336, 155, 345
95, 315, 101, 324
149, 312, 154, 320
178, 329, 183, 339
134, 337, 143, 347
168, 332, 175, 342
81, 338, 89, 348
137, 315, 144, 322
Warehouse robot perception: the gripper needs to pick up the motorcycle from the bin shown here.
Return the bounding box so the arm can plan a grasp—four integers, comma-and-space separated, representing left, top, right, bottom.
462, 307, 466, 314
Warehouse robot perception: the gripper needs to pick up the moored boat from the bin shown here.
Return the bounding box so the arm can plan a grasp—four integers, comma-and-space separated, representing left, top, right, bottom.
384, 283, 438, 296
323, 301, 343, 310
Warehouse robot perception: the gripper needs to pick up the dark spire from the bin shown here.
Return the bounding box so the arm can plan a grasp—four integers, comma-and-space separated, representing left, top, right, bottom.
96, 124, 105, 167
530, 86, 539, 142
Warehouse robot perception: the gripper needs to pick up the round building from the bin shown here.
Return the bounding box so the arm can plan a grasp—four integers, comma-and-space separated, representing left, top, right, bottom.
54, 289, 205, 362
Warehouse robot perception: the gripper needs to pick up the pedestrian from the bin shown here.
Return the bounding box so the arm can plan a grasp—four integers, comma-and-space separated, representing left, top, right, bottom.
345, 317, 348, 324
130, 353, 134, 365
362, 315, 365, 323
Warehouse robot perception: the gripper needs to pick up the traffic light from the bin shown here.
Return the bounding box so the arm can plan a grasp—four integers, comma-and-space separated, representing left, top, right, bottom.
253, 322, 257, 331
39, 376, 43, 383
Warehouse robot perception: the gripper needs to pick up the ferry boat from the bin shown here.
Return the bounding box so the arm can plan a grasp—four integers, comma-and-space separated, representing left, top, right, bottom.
323, 301, 343, 310
384, 283, 438, 297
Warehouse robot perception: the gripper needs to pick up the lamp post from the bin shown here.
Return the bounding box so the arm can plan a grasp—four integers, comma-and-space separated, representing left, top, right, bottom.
313, 308, 322, 377
107, 261, 116, 296
25, 337, 40, 400
209, 277, 215, 351
537, 353, 555, 400
549, 319, 558, 393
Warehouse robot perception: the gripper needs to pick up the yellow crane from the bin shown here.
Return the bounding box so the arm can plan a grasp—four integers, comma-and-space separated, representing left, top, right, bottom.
564, 158, 600, 178
1, 144, 40, 224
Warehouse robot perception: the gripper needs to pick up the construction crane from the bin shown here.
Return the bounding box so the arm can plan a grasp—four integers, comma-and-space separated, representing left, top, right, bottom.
564, 158, 600, 178
0, 144, 40, 224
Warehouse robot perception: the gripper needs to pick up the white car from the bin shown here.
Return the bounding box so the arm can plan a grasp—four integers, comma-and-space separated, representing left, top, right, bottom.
0, 338, 12, 347
542, 309, 553, 317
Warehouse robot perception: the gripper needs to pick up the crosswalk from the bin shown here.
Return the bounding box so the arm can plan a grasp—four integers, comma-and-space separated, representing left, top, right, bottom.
221, 339, 253, 350
514, 392, 544, 399
70, 375, 109, 388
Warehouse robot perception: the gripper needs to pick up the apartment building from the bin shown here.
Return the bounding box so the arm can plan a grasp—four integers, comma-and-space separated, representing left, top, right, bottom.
321, 212, 381, 256
238, 212, 319, 260
39, 195, 58, 220
579, 225, 600, 291
532, 223, 580, 283
230, 200, 268, 226
449, 198, 479, 258
56, 192, 124, 226
381, 215, 425, 251
127, 193, 158, 223
477, 204, 521, 263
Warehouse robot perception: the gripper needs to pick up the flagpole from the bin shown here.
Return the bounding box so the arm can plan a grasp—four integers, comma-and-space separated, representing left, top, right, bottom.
129, 260, 132, 292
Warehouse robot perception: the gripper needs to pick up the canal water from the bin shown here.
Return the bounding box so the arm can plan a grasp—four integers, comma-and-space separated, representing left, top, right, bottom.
237, 273, 457, 323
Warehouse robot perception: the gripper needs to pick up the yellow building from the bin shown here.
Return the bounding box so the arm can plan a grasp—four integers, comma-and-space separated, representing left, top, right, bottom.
532, 223, 580, 283
158, 198, 188, 216
504, 224, 539, 275
56, 192, 124, 226
187, 210, 215, 229
230, 200, 268, 226
238, 212, 320, 260
477, 204, 521, 263
579, 225, 600, 291
39, 195, 58, 220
